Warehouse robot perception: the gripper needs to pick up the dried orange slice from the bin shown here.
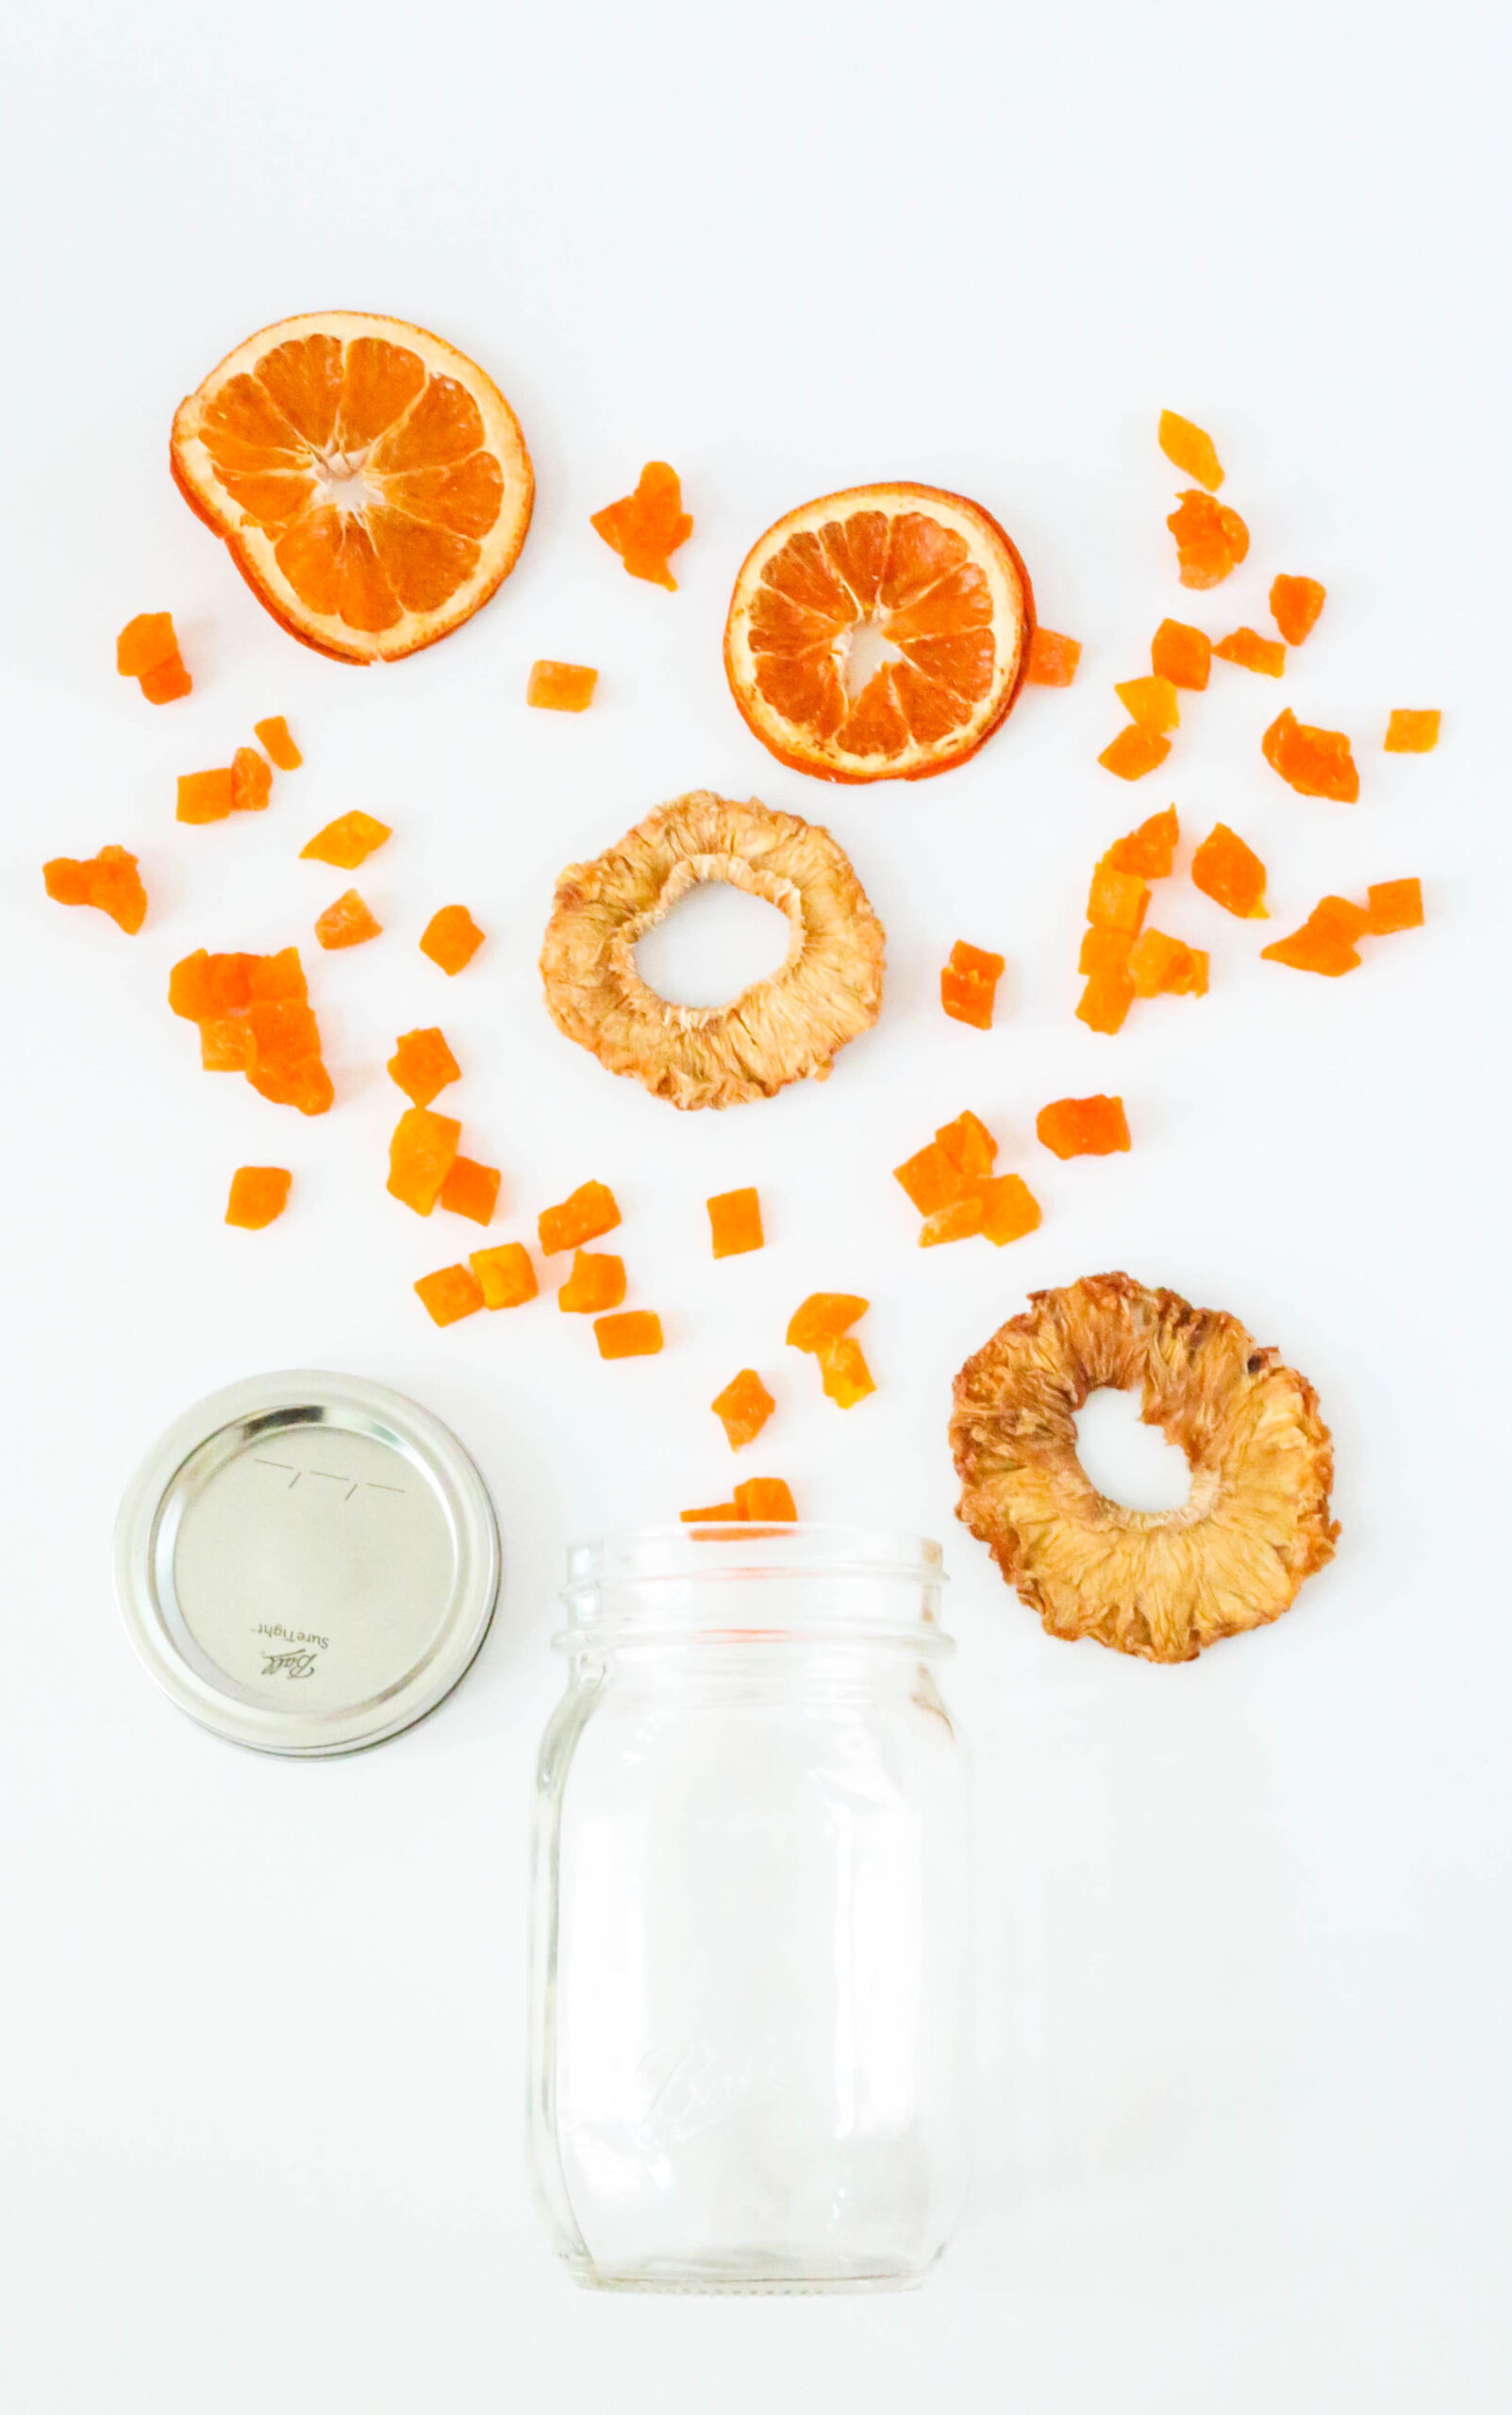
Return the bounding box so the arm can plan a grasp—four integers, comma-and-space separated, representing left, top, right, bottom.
171, 312, 534, 664
723, 482, 1032, 782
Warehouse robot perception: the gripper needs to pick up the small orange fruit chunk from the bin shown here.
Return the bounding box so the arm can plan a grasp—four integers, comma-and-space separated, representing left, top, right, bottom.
420, 903, 485, 974
590, 460, 692, 590
681, 1502, 740, 1524
439, 1156, 500, 1225
1269, 576, 1325, 646
415, 1264, 487, 1326
940, 938, 1005, 1029
978, 1173, 1042, 1245
231, 746, 274, 812
1151, 619, 1211, 691
254, 716, 302, 770
169, 944, 332, 1113
1262, 708, 1359, 802
1078, 926, 1135, 977
388, 1107, 461, 1215
389, 1027, 460, 1107
539, 1180, 621, 1255
1087, 863, 1151, 934
711, 1368, 776, 1449
1128, 929, 1209, 998
1191, 822, 1268, 919
302, 811, 391, 869
1036, 1095, 1130, 1158
707, 1186, 764, 1257
1114, 675, 1179, 733
1026, 626, 1081, 687
140, 655, 193, 704
937, 1109, 997, 1179
732, 1476, 797, 1522
1384, 709, 1440, 754
595, 1310, 663, 1358
559, 1249, 625, 1312
528, 660, 598, 711
787, 1293, 867, 1353
1099, 724, 1171, 781
1366, 878, 1423, 935
1105, 806, 1178, 879
1075, 965, 1135, 1035
471, 1241, 539, 1308
819, 1337, 875, 1407
225, 1166, 291, 1228
1157, 410, 1224, 492
1168, 490, 1250, 590
1214, 627, 1285, 677
116, 612, 179, 676
894, 1140, 967, 1214
315, 889, 382, 950
177, 768, 235, 824
920, 1194, 985, 1247
1261, 897, 1369, 977
43, 844, 147, 934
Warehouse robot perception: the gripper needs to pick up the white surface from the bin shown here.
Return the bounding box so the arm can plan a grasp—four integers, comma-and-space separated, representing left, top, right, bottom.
1, 2, 1508, 2406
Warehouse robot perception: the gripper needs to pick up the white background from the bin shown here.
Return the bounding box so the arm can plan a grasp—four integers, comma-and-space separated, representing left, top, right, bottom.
1, 2, 1508, 2407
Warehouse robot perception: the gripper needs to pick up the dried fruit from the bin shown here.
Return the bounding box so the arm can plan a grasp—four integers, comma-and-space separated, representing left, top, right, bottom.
1026, 627, 1080, 687
711, 1368, 776, 1449
1036, 1096, 1130, 1158
1105, 806, 1178, 879
254, 716, 302, 770
681, 1502, 740, 1524
1127, 929, 1209, 998
936, 1109, 997, 1179
977, 1174, 1042, 1245
470, 1241, 538, 1308
528, 660, 598, 710
1167, 490, 1249, 590
819, 1337, 875, 1407
225, 1166, 291, 1228
558, 1250, 626, 1312
315, 889, 382, 949
539, 1180, 621, 1256
1114, 675, 1179, 733
1366, 877, 1423, 935
388, 1107, 460, 1214
787, 1293, 867, 1352
595, 1310, 663, 1358
118, 612, 191, 702
940, 939, 1005, 1029
894, 1140, 967, 1214
302, 811, 391, 869
1260, 896, 1370, 976
1214, 627, 1285, 677
388, 1026, 460, 1107
1075, 964, 1135, 1036
723, 481, 1032, 782
177, 768, 235, 824
951, 1273, 1337, 1661
168, 945, 332, 1113
43, 844, 147, 934
921, 1195, 985, 1247
140, 656, 194, 705
421, 904, 484, 974
540, 791, 884, 1109
1157, 410, 1224, 492
415, 1264, 486, 1326
171, 311, 534, 662
590, 460, 692, 589
706, 1187, 763, 1257
439, 1157, 500, 1225
732, 1476, 796, 1522
1078, 927, 1135, 977
1269, 576, 1325, 646
1190, 822, 1268, 918
1150, 619, 1211, 691
231, 747, 274, 812
1261, 708, 1359, 803
1384, 709, 1440, 754
1098, 724, 1171, 781
1087, 864, 1150, 934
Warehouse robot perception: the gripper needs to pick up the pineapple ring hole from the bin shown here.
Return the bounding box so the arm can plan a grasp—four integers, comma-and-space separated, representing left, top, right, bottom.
1074, 1385, 1192, 1514
631, 858, 799, 1008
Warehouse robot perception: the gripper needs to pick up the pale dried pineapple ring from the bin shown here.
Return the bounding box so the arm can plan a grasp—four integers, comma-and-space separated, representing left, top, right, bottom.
540, 791, 885, 1109
951, 1273, 1337, 1663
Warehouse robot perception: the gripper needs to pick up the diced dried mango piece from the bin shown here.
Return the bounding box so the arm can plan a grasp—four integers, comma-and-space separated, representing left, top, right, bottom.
711, 1368, 776, 1449
177, 768, 235, 824
388, 1107, 461, 1215
254, 716, 302, 770
247, 947, 307, 1001
420, 904, 485, 974
200, 1013, 254, 1072
937, 1110, 997, 1179
787, 1293, 867, 1353
170, 949, 255, 1019
117, 613, 178, 676
681, 1502, 740, 1523
1269, 576, 1325, 646
139, 654, 193, 704
1087, 864, 1151, 934
528, 660, 598, 711
1075, 965, 1134, 1035
1128, 928, 1209, 998
471, 1241, 539, 1309
818, 1337, 875, 1408
301, 810, 391, 869
439, 1157, 500, 1226
43, 844, 147, 934
1191, 822, 1269, 918
940, 937, 1005, 1029
1168, 489, 1250, 589
1099, 724, 1171, 781
1262, 708, 1359, 802
539, 1180, 621, 1255
1036, 1095, 1131, 1158
978, 1173, 1042, 1245
732, 1476, 796, 1522
168, 946, 331, 1113
1025, 626, 1081, 687
1104, 806, 1178, 879
1114, 675, 1180, 733
894, 1140, 966, 1214
415, 1264, 486, 1326
1384, 709, 1440, 754
707, 1186, 763, 1257
920, 1194, 986, 1247
558, 1250, 626, 1312
594, 1309, 662, 1358
249, 1055, 335, 1116
1078, 927, 1135, 977
1366, 878, 1423, 935
1158, 410, 1224, 492
315, 889, 382, 950
590, 460, 692, 589
388, 1026, 460, 1108
1214, 627, 1286, 677
1151, 619, 1211, 691
1261, 897, 1369, 977
230, 746, 273, 812
225, 1167, 291, 1228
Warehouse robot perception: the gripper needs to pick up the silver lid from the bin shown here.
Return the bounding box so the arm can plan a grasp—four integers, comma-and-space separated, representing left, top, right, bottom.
114, 1371, 499, 1756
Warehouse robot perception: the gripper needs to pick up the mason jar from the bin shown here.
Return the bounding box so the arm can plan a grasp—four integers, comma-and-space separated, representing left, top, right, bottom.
528, 1524, 969, 2292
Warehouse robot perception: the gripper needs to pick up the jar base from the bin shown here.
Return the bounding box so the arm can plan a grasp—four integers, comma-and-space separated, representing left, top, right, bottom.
561, 2250, 938, 2296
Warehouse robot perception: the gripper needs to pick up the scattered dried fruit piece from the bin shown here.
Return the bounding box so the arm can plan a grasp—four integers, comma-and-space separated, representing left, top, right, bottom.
439, 1157, 500, 1225
1087, 864, 1151, 934
1078, 927, 1135, 977
894, 1140, 967, 1215
978, 1174, 1042, 1245
1214, 627, 1285, 677
539, 1180, 621, 1256
1037, 1096, 1130, 1158
1151, 619, 1211, 691
140, 655, 194, 704
1191, 822, 1269, 918
388, 1107, 461, 1214
787, 1293, 867, 1353
1261, 896, 1369, 976
168, 945, 332, 1113
1269, 576, 1325, 646
937, 1109, 997, 1179
1128, 929, 1209, 997
711, 1368, 776, 1449
388, 1026, 460, 1107
590, 460, 692, 590
558, 1250, 626, 1312
595, 1310, 663, 1358
921, 1195, 986, 1247
471, 1241, 538, 1308
707, 1186, 764, 1257
230, 746, 274, 813
415, 1264, 486, 1326
1114, 675, 1179, 733
225, 1166, 291, 1228
1262, 708, 1359, 802
1158, 411, 1224, 492
1075, 963, 1135, 1036
421, 904, 484, 974
117, 613, 179, 676
1026, 627, 1081, 687
819, 1337, 875, 1407
732, 1476, 796, 1522
681, 1502, 739, 1524
1167, 490, 1249, 590
1105, 806, 1179, 879
1099, 724, 1171, 780
301, 811, 391, 869
940, 938, 1005, 1029
528, 660, 598, 711
315, 889, 382, 950
1366, 877, 1423, 935
1384, 709, 1440, 754
177, 768, 235, 824
43, 844, 147, 934
254, 716, 302, 770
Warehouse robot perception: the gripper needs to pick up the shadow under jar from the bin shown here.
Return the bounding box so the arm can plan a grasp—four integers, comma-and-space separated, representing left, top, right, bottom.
529, 1524, 969, 2293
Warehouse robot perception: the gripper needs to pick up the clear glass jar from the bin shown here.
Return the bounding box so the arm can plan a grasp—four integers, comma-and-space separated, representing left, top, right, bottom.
528, 1524, 969, 2293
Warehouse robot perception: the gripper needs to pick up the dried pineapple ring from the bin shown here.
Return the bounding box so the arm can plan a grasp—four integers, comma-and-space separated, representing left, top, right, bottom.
951, 1273, 1337, 1664
540, 790, 885, 1109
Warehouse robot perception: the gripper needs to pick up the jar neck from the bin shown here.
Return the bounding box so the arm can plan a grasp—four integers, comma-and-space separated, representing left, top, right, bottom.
557, 1524, 950, 1658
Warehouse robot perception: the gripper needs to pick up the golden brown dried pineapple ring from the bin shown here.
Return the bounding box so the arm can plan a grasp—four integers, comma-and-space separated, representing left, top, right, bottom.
951, 1274, 1338, 1662
540, 791, 885, 1108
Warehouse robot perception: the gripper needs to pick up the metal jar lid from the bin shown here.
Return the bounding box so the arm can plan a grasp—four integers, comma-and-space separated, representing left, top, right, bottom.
114, 1371, 500, 1757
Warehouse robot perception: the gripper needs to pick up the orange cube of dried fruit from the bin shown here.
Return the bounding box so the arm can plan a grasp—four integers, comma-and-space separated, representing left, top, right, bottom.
1157, 410, 1224, 492
1078, 926, 1134, 977
920, 1194, 986, 1247
1025, 626, 1081, 687
940, 938, 1005, 1029
1087, 864, 1151, 934
528, 660, 598, 711
315, 889, 382, 950
733, 1476, 796, 1523
558, 1250, 626, 1313
116, 612, 179, 676
1151, 619, 1211, 691
1191, 823, 1268, 919
1214, 627, 1286, 677
590, 460, 692, 590
979, 1174, 1042, 1246
43, 844, 147, 934
711, 1368, 776, 1450
936, 1109, 997, 1179
1167, 490, 1250, 589
1036, 1095, 1130, 1158
681, 1502, 740, 1524
818, 1337, 875, 1409
1075, 966, 1135, 1035
139, 653, 192, 704
1128, 929, 1209, 998
594, 1310, 662, 1358
230, 746, 273, 812
470, 1241, 539, 1309
414, 1264, 486, 1326
1114, 675, 1180, 733
388, 1026, 460, 1108
247, 947, 307, 1002
301, 811, 391, 869
539, 1180, 621, 1256
787, 1294, 867, 1353
254, 716, 302, 770
894, 1140, 966, 1215
200, 1013, 255, 1072
1269, 576, 1326, 646
388, 1107, 461, 1216
1262, 708, 1359, 802
1099, 724, 1171, 781
250, 1056, 334, 1117
1366, 878, 1423, 935
1261, 898, 1368, 977
1384, 709, 1440, 754
225, 1166, 291, 1228
177, 768, 235, 824
1104, 806, 1178, 879
439, 1157, 500, 1226
707, 1186, 763, 1257
421, 904, 485, 974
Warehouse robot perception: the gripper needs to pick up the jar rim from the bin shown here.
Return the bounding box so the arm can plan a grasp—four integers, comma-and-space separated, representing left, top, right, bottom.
560, 1523, 949, 1648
